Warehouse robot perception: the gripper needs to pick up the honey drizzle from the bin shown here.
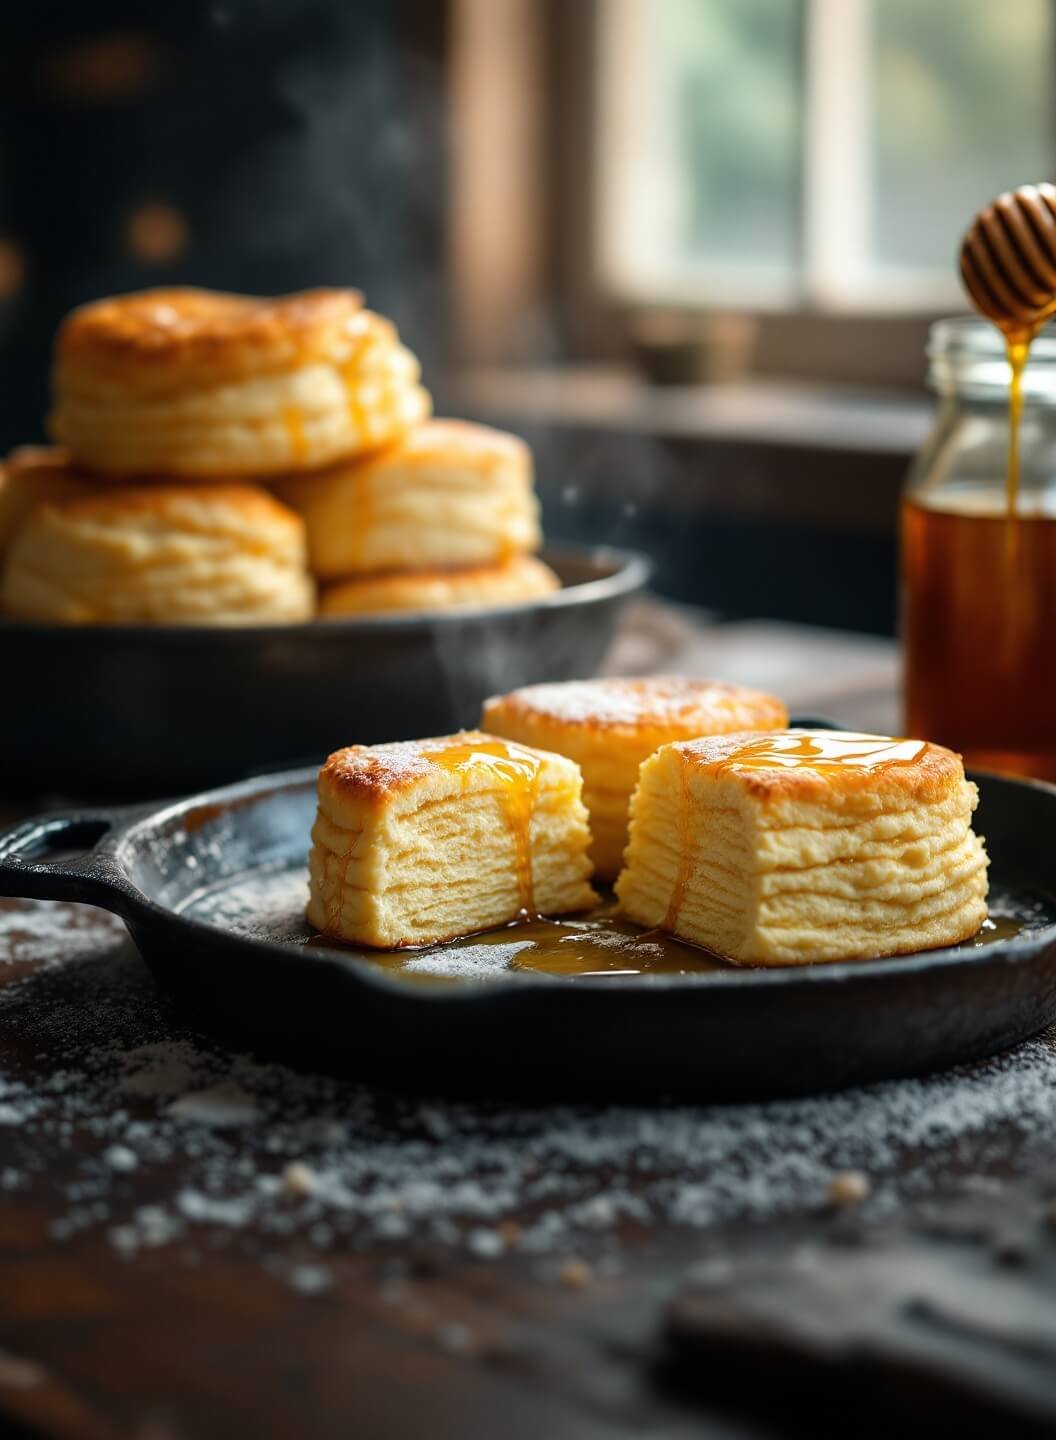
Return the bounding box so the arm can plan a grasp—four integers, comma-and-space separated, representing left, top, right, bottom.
430, 739, 542, 917
1005, 334, 1029, 520
706, 731, 928, 777
283, 407, 309, 464
659, 731, 925, 936
308, 900, 1026, 975
341, 311, 379, 444
999, 327, 1034, 667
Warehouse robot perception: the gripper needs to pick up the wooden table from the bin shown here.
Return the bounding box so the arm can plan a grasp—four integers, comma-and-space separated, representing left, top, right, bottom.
3, 615, 1055, 1439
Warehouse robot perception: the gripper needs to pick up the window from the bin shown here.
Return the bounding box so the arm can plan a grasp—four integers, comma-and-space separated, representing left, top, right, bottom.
597, 0, 1054, 312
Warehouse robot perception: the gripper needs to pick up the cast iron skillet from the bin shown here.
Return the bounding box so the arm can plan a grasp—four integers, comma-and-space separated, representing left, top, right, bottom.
2, 745, 1056, 1101
0, 544, 650, 796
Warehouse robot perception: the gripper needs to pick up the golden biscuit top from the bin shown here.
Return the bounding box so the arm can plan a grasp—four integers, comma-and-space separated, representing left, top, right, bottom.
484, 677, 787, 735
673, 729, 962, 801
39, 482, 305, 539
319, 730, 564, 808
357, 419, 530, 475
55, 287, 365, 389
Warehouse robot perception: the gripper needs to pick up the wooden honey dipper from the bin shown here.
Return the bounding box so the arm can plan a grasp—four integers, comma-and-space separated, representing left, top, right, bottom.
960, 182, 1056, 339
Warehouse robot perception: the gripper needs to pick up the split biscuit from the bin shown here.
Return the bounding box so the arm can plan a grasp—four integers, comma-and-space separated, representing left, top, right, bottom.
615, 729, 989, 965
307, 730, 597, 948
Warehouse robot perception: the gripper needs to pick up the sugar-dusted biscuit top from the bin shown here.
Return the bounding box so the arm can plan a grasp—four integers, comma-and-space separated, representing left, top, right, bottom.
275, 419, 540, 578
318, 730, 581, 821
309, 731, 597, 948
485, 676, 787, 736
483, 677, 788, 879
616, 729, 989, 966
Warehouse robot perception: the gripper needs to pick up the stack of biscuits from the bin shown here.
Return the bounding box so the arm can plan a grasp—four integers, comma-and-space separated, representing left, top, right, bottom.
307, 680, 990, 967
0, 287, 558, 625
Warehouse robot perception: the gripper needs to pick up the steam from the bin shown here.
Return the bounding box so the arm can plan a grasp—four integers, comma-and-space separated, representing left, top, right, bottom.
209, 2, 448, 366
201, 2, 673, 726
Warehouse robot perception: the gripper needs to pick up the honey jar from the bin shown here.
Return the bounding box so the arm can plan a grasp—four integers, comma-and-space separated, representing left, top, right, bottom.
902, 317, 1056, 780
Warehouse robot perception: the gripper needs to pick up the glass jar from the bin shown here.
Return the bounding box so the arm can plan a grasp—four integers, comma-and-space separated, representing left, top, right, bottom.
902, 317, 1056, 780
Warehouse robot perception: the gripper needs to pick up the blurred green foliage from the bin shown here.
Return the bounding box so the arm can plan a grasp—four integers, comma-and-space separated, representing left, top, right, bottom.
875, 0, 1051, 268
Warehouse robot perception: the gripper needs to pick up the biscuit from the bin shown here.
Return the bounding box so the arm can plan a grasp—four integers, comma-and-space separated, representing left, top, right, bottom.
615, 730, 989, 965
482, 678, 788, 879
319, 554, 560, 616
1, 483, 314, 624
307, 730, 597, 948
275, 419, 540, 578
50, 288, 431, 476
0, 447, 95, 556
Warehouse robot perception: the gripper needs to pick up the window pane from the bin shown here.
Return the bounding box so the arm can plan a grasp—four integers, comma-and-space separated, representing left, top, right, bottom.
598, 0, 803, 304
873, 0, 1053, 276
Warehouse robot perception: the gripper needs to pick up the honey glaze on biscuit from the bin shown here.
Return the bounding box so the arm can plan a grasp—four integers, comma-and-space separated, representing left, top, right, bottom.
283, 407, 309, 464
429, 738, 542, 916
340, 310, 382, 442
659, 732, 928, 935
705, 731, 928, 777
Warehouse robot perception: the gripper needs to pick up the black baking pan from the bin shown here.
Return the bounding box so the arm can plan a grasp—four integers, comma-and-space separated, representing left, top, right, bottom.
2, 757, 1055, 1101
0, 543, 649, 796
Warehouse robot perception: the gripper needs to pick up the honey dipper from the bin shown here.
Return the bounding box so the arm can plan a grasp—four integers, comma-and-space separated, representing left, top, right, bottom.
959, 182, 1056, 337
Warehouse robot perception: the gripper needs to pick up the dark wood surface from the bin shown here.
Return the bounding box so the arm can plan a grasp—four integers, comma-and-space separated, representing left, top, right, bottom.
3, 616, 1054, 1440
0, 895, 783, 1440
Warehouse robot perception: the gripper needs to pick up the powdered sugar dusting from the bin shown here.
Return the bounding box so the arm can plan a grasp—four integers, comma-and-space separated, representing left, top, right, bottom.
0, 900, 124, 969
486, 677, 784, 731
323, 740, 433, 792
399, 940, 536, 978
168, 1084, 260, 1126
2, 897, 1056, 1275
324, 730, 549, 797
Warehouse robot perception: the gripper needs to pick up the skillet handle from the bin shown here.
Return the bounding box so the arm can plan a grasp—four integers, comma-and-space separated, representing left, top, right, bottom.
0, 809, 137, 913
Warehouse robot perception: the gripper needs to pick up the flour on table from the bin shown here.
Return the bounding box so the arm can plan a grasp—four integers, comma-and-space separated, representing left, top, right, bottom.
2, 897, 1056, 1275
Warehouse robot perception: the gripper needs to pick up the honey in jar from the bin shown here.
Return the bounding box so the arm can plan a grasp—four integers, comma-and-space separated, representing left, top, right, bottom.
901, 318, 1056, 779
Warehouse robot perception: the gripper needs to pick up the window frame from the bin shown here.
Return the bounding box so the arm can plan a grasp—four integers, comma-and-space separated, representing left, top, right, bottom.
449, 0, 1050, 386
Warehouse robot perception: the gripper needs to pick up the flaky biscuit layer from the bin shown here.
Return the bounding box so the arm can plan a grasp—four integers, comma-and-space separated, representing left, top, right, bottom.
616, 730, 989, 965
308, 730, 596, 948
1, 483, 314, 625
275, 419, 540, 578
